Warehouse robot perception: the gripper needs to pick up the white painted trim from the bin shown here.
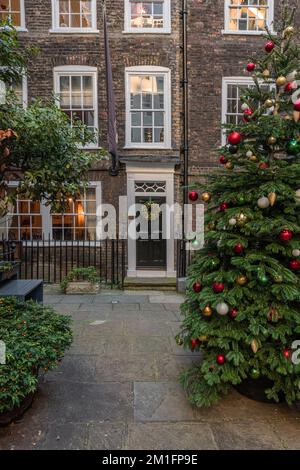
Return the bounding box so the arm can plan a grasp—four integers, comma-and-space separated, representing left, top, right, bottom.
223, 0, 274, 35
221, 76, 255, 146
51, 0, 97, 32
53, 65, 98, 149
126, 163, 175, 278
124, 0, 171, 34
125, 66, 172, 149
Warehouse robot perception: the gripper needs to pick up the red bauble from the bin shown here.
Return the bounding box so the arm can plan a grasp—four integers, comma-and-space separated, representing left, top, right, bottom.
189, 191, 198, 202
285, 81, 297, 93
216, 354, 226, 365
243, 108, 254, 122
192, 281, 202, 293
265, 40, 275, 53
246, 62, 256, 72
219, 202, 229, 212
234, 243, 244, 254
229, 307, 238, 319
259, 162, 269, 170
220, 155, 227, 164
283, 348, 290, 359
294, 100, 300, 112
191, 338, 199, 349
212, 282, 225, 293
228, 131, 242, 146
289, 259, 300, 270
279, 229, 293, 242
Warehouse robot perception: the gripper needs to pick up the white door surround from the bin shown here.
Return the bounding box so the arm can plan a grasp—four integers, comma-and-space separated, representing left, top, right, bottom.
126, 162, 176, 278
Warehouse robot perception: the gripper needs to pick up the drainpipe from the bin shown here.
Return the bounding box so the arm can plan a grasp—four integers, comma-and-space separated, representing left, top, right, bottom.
181, 0, 189, 278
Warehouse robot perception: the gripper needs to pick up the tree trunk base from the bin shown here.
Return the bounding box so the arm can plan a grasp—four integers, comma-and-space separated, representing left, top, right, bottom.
235, 377, 285, 404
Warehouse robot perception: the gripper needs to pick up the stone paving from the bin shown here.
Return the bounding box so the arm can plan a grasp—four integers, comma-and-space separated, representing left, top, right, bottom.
1, 290, 300, 450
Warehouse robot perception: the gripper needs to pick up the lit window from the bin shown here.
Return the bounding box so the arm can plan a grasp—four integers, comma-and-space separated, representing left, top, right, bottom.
52, 0, 97, 32
0, 0, 25, 29
54, 66, 98, 146
51, 188, 97, 241
3, 183, 101, 242
124, 0, 171, 33
5, 192, 42, 241
224, 0, 274, 34
126, 66, 171, 148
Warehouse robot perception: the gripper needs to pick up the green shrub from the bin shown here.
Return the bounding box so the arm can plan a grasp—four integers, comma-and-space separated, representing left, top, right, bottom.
60, 267, 100, 293
0, 297, 73, 414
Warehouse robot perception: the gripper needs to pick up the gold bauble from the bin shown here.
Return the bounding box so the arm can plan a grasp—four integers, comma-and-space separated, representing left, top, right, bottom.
248, 155, 258, 162
198, 335, 208, 342
176, 337, 184, 346
262, 69, 270, 78
284, 26, 294, 37
251, 339, 259, 354
284, 115, 293, 121
268, 136, 277, 145
265, 99, 274, 108
225, 161, 234, 170
276, 76, 287, 87
268, 192, 277, 206
238, 213, 248, 224
203, 306, 213, 317
201, 192, 211, 203
236, 274, 248, 286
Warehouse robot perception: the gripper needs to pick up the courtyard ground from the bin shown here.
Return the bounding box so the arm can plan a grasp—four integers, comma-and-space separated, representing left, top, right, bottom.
1, 290, 300, 450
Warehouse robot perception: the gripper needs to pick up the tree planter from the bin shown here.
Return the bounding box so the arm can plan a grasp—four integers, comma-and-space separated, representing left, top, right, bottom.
235, 377, 285, 404
65, 281, 100, 295
0, 262, 19, 283
0, 390, 36, 427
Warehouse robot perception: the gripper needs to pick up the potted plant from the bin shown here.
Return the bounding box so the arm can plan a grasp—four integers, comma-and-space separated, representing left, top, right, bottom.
0, 261, 20, 283
60, 267, 100, 294
0, 297, 73, 426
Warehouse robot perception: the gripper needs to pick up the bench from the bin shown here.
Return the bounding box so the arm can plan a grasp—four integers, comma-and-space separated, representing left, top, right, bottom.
0, 280, 43, 303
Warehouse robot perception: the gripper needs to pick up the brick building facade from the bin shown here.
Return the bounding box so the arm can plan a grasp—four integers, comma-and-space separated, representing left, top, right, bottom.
2, 0, 298, 282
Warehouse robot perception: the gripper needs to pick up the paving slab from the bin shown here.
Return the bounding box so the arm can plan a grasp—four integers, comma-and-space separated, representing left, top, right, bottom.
210, 420, 284, 450
26, 381, 133, 424
86, 422, 126, 450
95, 354, 157, 382
124, 319, 171, 337
126, 422, 218, 450
38, 423, 89, 450
270, 418, 300, 450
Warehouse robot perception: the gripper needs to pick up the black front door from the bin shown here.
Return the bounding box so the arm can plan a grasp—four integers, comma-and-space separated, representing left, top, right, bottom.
136, 196, 167, 269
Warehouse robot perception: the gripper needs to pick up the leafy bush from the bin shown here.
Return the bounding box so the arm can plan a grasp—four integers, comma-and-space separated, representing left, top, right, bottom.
60, 267, 100, 293
0, 297, 73, 414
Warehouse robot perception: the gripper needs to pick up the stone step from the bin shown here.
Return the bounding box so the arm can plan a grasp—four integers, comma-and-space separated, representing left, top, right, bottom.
124, 277, 177, 291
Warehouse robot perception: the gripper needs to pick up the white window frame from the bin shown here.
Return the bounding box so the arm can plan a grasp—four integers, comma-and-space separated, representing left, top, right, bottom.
223, 0, 274, 35
125, 65, 172, 149
124, 0, 171, 34
221, 76, 275, 145
5, 181, 102, 243
53, 65, 98, 149
0, 0, 26, 31
50, 0, 98, 33
12, 75, 27, 108
222, 77, 255, 145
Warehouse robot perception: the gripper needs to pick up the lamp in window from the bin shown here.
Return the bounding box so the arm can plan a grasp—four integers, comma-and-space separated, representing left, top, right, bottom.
76, 202, 85, 227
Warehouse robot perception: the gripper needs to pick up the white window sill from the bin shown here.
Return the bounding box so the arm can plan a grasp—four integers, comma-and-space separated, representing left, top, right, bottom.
124, 145, 172, 150
222, 29, 276, 36
0, 26, 27, 32
49, 29, 99, 34
123, 29, 171, 34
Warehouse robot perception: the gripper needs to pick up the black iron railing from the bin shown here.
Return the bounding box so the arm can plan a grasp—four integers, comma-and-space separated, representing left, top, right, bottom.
0, 237, 127, 288
176, 239, 193, 278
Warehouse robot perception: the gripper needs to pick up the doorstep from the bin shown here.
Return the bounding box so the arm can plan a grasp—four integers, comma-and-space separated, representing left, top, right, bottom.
124, 277, 177, 291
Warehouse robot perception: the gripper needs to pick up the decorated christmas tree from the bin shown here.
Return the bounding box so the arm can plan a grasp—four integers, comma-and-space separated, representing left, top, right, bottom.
178, 7, 300, 407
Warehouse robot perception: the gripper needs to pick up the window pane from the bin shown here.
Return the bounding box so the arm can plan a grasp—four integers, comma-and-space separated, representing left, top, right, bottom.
131, 112, 141, 126
154, 128, 164, 143
143, 128, 153, 143
131, 128, 141, 143
131, 94, 141, 109
153, 94, 164, 109
142, 94, 152, 109
154, 111, 164, 126
143, 111, 153, 126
